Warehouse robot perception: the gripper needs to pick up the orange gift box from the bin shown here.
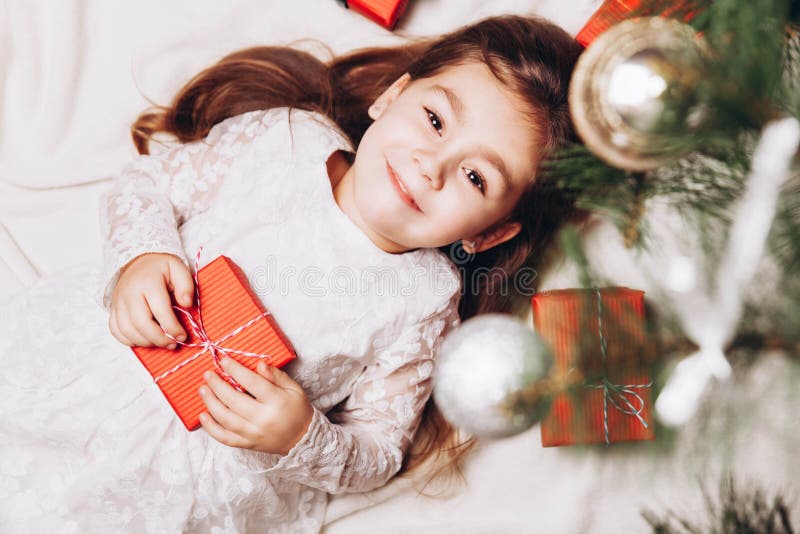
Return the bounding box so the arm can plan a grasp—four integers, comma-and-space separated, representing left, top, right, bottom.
532, 288, 654, 447
132, 255, 296, 431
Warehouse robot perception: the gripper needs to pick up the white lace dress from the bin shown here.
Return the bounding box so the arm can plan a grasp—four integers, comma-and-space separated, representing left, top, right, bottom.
0, 108, 462, 533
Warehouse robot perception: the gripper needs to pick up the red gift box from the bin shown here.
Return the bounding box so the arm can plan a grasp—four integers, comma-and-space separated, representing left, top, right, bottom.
339, 0, 410, 30
576, 0, 701, 47
532, 287, 654, 447
132, 254, 296, 431
576, 0, 641, 47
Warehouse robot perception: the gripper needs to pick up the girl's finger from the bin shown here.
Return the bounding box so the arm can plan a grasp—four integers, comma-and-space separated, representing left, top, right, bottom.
167, 257, 196, 308
199, 383, 256, 437
129, 294, 174, 347
144, 289, 186, 346
117, 300, 151, 347
108, 306, 133, 346
219, 357, 281, 403
203, 369, 264, 422
198, 411, 251, 449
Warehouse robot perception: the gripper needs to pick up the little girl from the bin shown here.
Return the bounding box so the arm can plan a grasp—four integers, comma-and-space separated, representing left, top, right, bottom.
0, 14, 582, 533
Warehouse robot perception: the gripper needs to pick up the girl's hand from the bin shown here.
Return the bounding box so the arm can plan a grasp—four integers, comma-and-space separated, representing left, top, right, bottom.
109, 252, 195, 348
199, 357, 314, 456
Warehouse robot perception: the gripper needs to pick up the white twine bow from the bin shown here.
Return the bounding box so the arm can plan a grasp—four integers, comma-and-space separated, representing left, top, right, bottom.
153, 245, 277, 393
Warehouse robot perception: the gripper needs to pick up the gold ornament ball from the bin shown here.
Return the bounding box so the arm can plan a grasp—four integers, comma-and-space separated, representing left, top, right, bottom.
570, 17, 707, 171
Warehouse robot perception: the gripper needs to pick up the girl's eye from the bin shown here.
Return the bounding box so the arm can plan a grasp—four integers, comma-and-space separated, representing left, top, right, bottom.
425, 108, 443, 134
464, 168, 485, 193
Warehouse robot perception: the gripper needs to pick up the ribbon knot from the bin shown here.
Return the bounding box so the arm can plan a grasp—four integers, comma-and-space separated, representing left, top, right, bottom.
152, 245, 277, 394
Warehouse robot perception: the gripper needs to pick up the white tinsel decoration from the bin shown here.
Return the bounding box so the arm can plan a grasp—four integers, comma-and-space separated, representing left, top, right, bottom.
656, 117, 800, 426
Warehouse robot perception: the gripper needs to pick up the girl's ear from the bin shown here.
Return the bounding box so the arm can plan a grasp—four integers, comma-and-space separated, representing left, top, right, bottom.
465, 221, 522, 254
368, 73, 412, 120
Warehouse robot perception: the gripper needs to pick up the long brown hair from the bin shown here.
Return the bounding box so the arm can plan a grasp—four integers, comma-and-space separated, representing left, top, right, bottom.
132, 14, 584, 495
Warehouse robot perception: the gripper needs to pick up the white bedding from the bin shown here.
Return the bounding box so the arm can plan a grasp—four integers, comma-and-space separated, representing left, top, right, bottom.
2, 1, 797, 532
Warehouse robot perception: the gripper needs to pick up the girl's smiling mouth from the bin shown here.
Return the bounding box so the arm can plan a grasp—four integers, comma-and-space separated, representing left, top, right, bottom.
387, 160, 422, 212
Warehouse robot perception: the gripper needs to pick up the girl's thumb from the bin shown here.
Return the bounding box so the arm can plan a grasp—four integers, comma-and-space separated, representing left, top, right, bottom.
257, 362, 294, 390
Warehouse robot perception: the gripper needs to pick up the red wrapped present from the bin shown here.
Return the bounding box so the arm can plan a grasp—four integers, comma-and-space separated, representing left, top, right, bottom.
336, 0, 410, 30
532, 287, 654, 447
576, 0, 641, 46
576, 0, 702, 47
132, 251, 296, 431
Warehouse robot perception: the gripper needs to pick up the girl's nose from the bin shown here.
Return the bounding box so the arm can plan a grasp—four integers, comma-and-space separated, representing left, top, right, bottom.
413, 148, 445, 190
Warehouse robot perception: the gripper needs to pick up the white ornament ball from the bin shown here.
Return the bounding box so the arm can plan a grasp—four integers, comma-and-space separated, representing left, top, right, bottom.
433, 313, 553, 439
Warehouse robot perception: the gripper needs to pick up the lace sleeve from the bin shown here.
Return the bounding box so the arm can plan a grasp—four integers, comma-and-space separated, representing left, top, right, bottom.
96, 108, 282, 310
233, 293, 462, 494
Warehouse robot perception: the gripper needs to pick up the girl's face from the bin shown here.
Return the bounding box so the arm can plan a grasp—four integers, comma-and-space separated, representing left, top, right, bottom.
331, 61, 540, 254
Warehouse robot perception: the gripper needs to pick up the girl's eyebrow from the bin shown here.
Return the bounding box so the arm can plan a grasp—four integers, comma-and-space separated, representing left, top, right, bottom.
431, 84, 512, 193
431, 84, 466, 124
482, 151, 512, 193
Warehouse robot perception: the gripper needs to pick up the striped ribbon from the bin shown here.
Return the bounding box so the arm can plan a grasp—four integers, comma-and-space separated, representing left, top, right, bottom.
584, 288, 653, 445
153, 245, 275, 393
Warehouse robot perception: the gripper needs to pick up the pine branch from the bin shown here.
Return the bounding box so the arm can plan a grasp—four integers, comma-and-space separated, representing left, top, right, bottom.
541, 0, 800, 347
641, 474, 798, 533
